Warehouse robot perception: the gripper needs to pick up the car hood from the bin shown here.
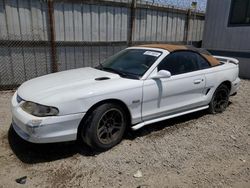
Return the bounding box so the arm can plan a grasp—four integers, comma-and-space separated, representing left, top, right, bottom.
17, 67, 121, 102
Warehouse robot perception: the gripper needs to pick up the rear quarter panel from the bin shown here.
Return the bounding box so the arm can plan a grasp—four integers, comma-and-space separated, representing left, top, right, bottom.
203, 63, 239, 102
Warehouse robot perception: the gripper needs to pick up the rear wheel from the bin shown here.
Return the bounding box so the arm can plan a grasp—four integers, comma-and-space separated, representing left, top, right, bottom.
81, 103, 127, 151
208, 84, 230, 114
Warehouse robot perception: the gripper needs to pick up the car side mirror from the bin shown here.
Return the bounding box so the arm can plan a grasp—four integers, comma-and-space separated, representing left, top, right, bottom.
151, 70, 171, 79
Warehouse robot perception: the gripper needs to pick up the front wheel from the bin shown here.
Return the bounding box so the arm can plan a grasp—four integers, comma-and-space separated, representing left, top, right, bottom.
82, 103, 127, 151
208, 84, 230, 114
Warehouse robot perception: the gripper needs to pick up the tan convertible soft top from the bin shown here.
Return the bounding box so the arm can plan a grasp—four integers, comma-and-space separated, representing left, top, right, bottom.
138, 44, 220, 66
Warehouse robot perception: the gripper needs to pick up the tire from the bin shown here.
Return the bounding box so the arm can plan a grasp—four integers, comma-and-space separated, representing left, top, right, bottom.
81, 103, 127, 151
208, 84, 230, 114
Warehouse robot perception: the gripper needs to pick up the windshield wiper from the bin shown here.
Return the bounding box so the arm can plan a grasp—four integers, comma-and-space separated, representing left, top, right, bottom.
96, 66, 139, 79
101, 67, 128, 77
96, 62, 103, 69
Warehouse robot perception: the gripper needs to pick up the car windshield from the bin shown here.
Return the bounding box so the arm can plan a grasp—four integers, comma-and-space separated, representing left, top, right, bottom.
96, 49, 162, 79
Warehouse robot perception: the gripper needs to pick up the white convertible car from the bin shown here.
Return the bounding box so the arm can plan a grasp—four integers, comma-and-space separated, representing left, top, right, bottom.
11, 44, 240, 151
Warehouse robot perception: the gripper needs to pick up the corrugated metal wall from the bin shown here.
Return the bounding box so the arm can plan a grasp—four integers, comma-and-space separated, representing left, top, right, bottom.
133, 8, 204, 42
0, 0, 205, 89
202, 0, 250, 79
202, 0, 250, 52
0, 0, 51, 86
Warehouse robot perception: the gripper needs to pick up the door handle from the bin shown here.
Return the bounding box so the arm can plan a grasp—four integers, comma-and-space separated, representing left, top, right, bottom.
193, 79, 203, 84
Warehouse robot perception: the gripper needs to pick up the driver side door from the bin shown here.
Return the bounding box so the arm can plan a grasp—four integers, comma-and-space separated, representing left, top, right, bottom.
142, 51, 207, 121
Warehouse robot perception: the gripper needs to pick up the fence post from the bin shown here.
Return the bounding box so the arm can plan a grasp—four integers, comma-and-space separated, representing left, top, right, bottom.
184, 9, 191, 45
48, 0, 57, 73
128, 0, 136, 46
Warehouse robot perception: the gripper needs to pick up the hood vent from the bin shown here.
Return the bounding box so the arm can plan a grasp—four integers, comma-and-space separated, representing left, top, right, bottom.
95, 77, 110, 81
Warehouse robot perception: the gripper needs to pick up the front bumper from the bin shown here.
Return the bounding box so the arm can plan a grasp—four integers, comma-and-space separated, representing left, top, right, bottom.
11, 92, 85, 143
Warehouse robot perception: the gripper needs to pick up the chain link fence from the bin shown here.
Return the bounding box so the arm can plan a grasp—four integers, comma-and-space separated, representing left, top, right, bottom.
0, 0, 205, 90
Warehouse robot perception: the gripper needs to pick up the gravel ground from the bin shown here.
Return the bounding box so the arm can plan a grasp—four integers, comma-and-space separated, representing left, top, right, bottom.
0, 80, 249, 188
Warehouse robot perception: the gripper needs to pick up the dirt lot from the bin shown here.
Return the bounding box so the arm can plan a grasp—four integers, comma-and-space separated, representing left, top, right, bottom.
0, 80, 249, 188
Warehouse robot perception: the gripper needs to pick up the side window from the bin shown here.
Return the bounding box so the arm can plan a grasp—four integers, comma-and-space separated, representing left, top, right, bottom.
158, 51, 199, 75
228, 0, 250, 26
195, 53, 211, 69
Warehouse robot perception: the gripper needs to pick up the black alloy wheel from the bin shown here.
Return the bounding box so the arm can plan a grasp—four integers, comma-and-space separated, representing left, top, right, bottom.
97, 108, 124, 145
209, 84, 230, 114
82, 103, 127, 151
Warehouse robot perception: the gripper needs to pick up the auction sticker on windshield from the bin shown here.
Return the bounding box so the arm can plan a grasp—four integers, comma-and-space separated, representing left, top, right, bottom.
143, 51, 161, 57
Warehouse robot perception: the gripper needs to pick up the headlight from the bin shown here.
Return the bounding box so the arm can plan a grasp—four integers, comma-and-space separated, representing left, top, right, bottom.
21, 101, 59, 117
